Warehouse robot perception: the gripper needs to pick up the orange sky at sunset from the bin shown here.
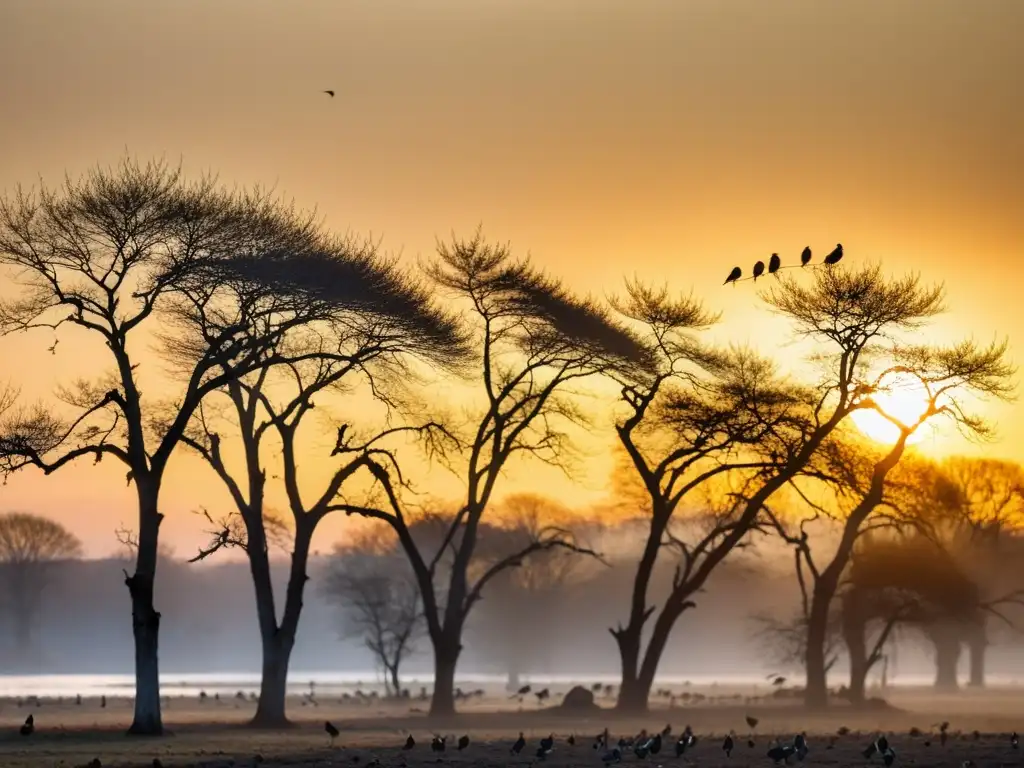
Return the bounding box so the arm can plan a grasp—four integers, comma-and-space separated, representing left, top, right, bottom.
1, 0, 1022, 558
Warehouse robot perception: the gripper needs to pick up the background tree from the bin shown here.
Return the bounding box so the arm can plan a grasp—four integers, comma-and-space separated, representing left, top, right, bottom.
0, 158, 370, 734
322, 526, 423, 697
339, 231, 649, 715
472, 493, 591, 687
176, 236, 463, 726
0, 511, 82, 664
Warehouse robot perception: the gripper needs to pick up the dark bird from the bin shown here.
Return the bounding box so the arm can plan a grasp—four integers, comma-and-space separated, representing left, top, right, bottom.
323, 90, 335, 97
511, 684, 531, 699
403, 735, 415, 750
794, 733, 808, 761
882, 747, 896, 767
725, 266, 742, 286
1011, 731, 1019, 748
747, 738, 756, 749
648, 733, 663, 755
101, 695, 107, 708
801, 246, 812, 266
674, 737, 687, 757
457, 735, 469, 751
602, 747, 622, 763
567, 734, 576, 746
535, 745, 551, 759
877, 735, 889, 753
540, 734, 554, 752
863, 741, 878, 759
325, 720, 340, 745
723, 734, 734, 756
47, 339, 58, 354
633, 740, 649, 759
661, 724, 672, 737
772, 676, 786, 686
768, 253, 781, 275
511, 732, 525, 755
753, 260, 765, 281
823, 243, 843, 265
431, 735, 446, 753
767, 744, 795, 764
19, 714, 34, 736
837, 727, 849, 736
535, 687, 550, 703
746, 716, 759, 730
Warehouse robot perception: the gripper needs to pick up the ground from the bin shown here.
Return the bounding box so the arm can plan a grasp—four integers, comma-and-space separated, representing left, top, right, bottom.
0, 684, 1021, 767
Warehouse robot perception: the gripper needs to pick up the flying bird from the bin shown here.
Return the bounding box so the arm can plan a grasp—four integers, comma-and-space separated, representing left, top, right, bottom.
752, 260, 766, 281
745, 716, 759, 730
323, 90, 335, 97
823, 243, 844, 265
801, 246, 812, 266
768, 253, 781, 275
724, 266, 742, 286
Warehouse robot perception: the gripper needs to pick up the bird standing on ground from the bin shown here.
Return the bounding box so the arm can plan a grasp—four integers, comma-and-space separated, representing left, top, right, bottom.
403, 735, 415, 750
324, 720, 340, 746
431, 735, 446, 752
823, 243, 844, 265
767, 744, 795, 764
1011, 731, 1019, 748
725, 266, 742, 286
511, 732, 525, 755
801, 246, 812, 266
768, 253, 781, 275
457, 735, 469, 751
723, 733, 734, 756
19, 714, 33, 736
752, 260, 765, 281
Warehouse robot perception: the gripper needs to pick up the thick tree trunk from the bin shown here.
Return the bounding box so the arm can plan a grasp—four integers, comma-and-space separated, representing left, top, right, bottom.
251, 636, 295, 727
804, 584, 835, 709
841, 595, 868, 706
430, 638, 461, 717
968, 625, 986, 688
246, 517, 311, 728
615, 601, 681, 713
126, 491, 164, 735
931, 625, 961, 692
388, 663, 401, 697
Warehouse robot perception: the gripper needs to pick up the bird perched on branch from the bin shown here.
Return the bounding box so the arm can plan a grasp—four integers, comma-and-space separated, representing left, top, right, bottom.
824, 243, 844, 265
724, 266, 742, 286
768, 253, 781, 275
752, 260, 765, 281
801, 246, 812, 266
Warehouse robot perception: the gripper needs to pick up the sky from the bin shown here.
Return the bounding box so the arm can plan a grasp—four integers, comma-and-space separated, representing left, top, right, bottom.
0, 0, 1022, 558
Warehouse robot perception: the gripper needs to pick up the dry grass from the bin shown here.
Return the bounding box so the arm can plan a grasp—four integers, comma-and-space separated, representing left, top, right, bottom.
0, 687, 1021, 767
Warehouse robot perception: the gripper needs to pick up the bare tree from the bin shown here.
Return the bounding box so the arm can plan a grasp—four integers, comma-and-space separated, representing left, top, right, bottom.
606, 282, 813, 711
761, 266, 1014, 707
0, 512, 82, 662
323, 527, 423, 697
177, 244, 465, 726
0, 158, 380, 734
336, 231, 650, 715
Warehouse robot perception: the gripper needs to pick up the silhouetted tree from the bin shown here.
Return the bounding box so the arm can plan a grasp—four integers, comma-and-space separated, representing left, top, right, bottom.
177, 240, 464, 726
0, 158, 378, 734
0, 512, 82, 662
761, 263, 1013, 708
323, 527, 423, 697
606, 281, 811, 711
337, 231, 649, 715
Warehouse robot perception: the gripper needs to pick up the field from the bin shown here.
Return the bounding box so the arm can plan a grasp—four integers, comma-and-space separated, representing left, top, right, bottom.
0, 684, 1021, 767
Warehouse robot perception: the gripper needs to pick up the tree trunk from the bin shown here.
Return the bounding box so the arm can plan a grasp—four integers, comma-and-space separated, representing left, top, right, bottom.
841, 595, 868, 706
126, 491, 164, 736
968, 624, 986, 688
615, 601, 680, 713
388, 662, 401, 697
804, 579, 839, 709
429, 637, 461, 717
931, 625, 961, 692
251, 635, 295, 727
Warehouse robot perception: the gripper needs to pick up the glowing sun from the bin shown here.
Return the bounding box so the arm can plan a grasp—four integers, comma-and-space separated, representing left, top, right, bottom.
850, 376, 936, 445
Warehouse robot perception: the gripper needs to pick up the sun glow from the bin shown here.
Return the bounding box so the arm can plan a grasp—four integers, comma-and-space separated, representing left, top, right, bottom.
850, 376, 937, 446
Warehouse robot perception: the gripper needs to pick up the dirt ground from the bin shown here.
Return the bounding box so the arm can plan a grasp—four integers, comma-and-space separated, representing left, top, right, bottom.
0, 685, 1021, 767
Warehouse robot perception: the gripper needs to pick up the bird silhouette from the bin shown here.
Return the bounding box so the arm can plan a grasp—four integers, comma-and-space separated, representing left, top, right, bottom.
324, 720, 340, 745
767, 744, 795, 764
431, 735, 446, 753
746, 716, 759, 730
752, 260, 765, 281
823, 243, 843, 265
1011, 731, 1019, 749
323, 90, 335, 97
768, 253, 781, 275
722, 734, 734, 756
457, 735, 470, 751
511, 732, 526, 754
540, 734, 555, 752
567, 734, 576, 746
403, 735, 415, 750
801, 246, 812, 266
724, 266, 742, 286
19, 714, 33, 736
882, 747, 896, 766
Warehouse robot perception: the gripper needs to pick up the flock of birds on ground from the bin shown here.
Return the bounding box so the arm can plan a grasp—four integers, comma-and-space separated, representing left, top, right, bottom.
308, 717, 1020, 767
8, 707, 1024, 768
723, 244, 844, 286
